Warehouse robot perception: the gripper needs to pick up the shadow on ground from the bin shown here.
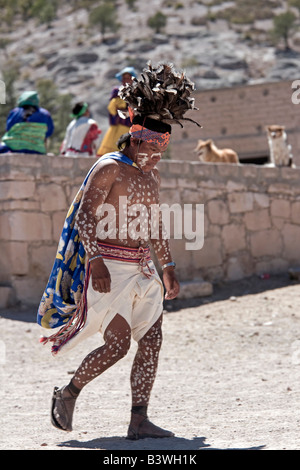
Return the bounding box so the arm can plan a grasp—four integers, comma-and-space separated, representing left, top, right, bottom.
57, 435, 265, 450
164, 273, 299, 312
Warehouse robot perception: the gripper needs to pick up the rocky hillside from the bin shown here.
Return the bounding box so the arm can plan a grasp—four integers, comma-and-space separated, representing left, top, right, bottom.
0, 0, 300, 135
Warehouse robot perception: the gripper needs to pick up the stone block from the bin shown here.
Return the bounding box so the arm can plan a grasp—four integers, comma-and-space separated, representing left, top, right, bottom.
13, 277, 45, 305
216, 164, 240, 179
260, 167, 280, 180
71, 177, 85, 187
159, 189, 181, 205
177, 280, 213, 299
178, 178, 197, 189
9, 242, 29, 275
37, 183, 68, 212
226, 254, 254, 280
6, 169, 35, 181
250, 230, 282, 258
78, 158, 96, 172
272, 217, 285, 230
199, 179, 225, 190
169, 238, 193, 269
228, 192, 254, 213
222, 223, 246, 253
2, 200, 40, 211
8, 212, 52, 242
226, 257, 245, 281
0, 286, 15, 308
282, 224, 300, 260
0, 243, 12, 282
202, 188, 224, 201
0, 180, 35, 200
254, 193, 269, 209
66, 185, 81, 205
8, 153, 41, 167
0, 213, 11, 240
166, 161, 190, 175
31, 244, 57, 278
193, 236, 222, 268
190, 163, 216, 179
268, 183, 294, 196
291, 201, 300, 225
158, 177, 177, 189
181, 189, 203, 204
226, 181, 246, 192
271, 199, 290, 218
208, 222, 220, 237
256, 258, 289, 276
240, 165, 258, 179
281, 167, 300, 180
52, 211, 67, 242
52, 157, 74, 169
244, 209, 271, 231
207, 199, 230, 225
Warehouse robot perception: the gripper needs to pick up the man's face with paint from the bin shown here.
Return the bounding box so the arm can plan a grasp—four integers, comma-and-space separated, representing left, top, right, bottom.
133, 139, 168, 172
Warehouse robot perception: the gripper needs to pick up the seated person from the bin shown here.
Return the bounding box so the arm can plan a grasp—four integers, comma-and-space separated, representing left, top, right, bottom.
60, 102, 101, 157
0, 91, 54, 154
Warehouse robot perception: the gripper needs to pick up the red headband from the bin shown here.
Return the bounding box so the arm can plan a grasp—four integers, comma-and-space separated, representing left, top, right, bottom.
130, 124, 170, 147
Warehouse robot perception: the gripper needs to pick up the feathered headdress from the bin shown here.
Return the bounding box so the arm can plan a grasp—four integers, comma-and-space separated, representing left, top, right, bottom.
118, 61, 201, 128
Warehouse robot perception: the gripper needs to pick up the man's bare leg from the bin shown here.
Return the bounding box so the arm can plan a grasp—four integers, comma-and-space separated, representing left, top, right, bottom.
51, 314, 131, 431
127, 315, 174, 439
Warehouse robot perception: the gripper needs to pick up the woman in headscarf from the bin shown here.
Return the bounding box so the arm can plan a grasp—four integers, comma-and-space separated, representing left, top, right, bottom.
60, 102, 101, 157
0, 90, 54, 154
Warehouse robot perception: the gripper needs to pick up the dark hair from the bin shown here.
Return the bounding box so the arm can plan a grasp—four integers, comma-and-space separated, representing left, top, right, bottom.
117, 116, 172, 151
72, 102, 85, 115
22, 105, 37, 120
117, 132, 131, 150
132, 115, 172, 134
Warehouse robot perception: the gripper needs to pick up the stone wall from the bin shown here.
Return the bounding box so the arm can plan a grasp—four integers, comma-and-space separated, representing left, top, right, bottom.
159, 159, 300, 283
0, 154, 91, 307
1, 153, 300, 307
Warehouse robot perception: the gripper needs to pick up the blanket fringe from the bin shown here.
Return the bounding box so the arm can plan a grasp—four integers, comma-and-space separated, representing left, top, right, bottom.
40, 265, 91, 355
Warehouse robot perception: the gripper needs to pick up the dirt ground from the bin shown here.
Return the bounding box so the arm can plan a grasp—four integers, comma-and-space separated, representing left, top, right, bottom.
1, 273, 300, 452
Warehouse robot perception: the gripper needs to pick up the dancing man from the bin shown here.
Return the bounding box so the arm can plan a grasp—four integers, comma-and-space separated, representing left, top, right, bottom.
38, 62, 200, 439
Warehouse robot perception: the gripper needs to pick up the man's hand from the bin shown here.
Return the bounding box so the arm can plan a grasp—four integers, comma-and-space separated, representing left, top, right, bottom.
90, 258, 111, 293
162, 268, 180, 300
